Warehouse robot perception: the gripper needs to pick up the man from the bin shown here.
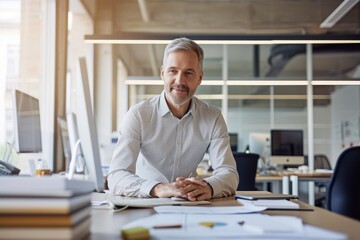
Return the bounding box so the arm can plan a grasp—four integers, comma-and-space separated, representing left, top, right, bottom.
108, 37, 238, 201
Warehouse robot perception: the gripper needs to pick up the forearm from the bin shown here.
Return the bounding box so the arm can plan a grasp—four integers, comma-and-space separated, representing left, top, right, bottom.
204, 167, 239, 197
107, 169, 160, 197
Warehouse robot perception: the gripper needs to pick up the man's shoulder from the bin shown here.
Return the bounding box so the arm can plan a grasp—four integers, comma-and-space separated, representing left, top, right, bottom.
193, 97, 221, 115
130, 95, 160, 112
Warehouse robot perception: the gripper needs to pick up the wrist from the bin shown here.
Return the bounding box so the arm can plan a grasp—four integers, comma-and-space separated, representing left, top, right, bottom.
203, 180, 213, 196
150, 183, 161, 197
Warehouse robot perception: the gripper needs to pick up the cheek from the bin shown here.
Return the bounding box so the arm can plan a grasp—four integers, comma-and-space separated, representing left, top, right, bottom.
164, 77, 174, 87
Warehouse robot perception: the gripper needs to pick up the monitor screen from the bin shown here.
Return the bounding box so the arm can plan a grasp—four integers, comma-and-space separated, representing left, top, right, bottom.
270, 129, 304, 166
229, 133, 238, 152
75, 57, 105, 192
12, 90, 42, 153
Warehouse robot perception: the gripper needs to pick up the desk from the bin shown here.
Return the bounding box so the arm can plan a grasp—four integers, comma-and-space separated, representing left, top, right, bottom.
256, 171, 332, 205
256, 174, 283, 193
278, 171, 331, 205
89, 192, 360, 240
199, 170, 332, 205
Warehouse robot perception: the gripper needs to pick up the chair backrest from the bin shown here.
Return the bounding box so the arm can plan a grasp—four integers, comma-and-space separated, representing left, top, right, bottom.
233, 152, 259, 191
326, 146, 360, 221
314, 154, 331, 170
303, 154, 331, 169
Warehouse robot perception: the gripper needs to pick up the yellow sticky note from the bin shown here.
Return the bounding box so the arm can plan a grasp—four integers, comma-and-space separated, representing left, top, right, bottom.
121, 227, 150, 240
199, 221, 215, 228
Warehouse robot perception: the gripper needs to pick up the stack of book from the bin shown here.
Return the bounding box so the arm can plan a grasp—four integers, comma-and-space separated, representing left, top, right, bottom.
0, 176, 95, 239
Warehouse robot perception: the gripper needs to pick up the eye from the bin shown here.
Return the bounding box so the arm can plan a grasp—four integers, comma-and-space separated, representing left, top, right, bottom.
185, 71, 195, 77
168, 69, 177, 75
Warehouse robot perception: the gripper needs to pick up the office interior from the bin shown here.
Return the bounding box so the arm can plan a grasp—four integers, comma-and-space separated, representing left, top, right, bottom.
1, 0, 360, 206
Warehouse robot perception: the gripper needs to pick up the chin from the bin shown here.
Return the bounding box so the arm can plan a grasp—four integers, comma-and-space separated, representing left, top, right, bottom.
170, 96, 189, 106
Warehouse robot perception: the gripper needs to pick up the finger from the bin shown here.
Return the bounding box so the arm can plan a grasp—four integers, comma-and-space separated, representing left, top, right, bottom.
194, 192, 211, 201
187, 188, 211, 201
185, 177, 207, 186
180, 183, 200, 195
176, 177, 186, 182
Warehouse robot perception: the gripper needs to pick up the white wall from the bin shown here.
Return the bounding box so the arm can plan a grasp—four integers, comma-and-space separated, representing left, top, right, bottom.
227, 104, 332, 163
331, 86, 360, 167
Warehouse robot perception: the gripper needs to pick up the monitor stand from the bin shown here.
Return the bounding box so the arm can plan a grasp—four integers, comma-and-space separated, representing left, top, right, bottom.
67, 140, 85, 180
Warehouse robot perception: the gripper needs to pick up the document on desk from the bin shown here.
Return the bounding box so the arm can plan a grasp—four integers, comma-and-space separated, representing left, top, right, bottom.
238, 199, 300, 209
154, 205, 266, 214
106, 193, 210, 208
236, 192, 298, 200
121, 213, 347, 239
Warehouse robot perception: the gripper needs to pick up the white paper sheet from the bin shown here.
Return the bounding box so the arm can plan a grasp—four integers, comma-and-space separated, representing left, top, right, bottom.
238, 199, 300, 209
154, 205, 266, 214
122, 213, 347, 239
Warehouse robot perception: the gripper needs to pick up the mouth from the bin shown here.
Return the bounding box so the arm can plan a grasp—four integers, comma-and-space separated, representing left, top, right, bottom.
171, 85, 188, 93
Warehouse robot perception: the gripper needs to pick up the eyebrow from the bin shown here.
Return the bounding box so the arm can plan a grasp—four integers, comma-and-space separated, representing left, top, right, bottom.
167, 66, 197, 72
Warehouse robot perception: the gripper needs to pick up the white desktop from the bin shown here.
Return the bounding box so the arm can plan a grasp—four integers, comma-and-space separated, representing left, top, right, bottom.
11, 90, 43, 175
68, 57, 105, 192
249, 132, 271, 172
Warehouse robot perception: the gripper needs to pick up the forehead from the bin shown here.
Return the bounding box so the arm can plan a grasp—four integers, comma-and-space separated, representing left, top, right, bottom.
164, 50, 199, 69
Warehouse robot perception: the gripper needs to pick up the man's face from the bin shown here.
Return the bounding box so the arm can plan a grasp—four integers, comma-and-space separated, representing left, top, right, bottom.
161, 50, 203, 106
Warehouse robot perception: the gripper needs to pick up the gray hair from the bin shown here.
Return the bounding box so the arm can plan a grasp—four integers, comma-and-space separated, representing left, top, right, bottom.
163, 37, 204, 71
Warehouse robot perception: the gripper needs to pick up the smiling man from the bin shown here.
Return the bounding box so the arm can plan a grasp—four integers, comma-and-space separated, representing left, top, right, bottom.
108, 37, 238, 201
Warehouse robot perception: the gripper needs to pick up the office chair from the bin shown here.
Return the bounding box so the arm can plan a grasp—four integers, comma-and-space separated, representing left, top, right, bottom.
326, 146, 360, 221
312, 154, 332, 208
233, 152, 260, 191
314, 154, 332, 170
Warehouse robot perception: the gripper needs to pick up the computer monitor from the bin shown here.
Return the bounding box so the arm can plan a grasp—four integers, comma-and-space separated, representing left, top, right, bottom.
229, 133, 238, 152
57, 117, 71, 170
66, 112, 85, 172
270, 129, 304, 166
249, 132, 270, 160
72, 57, 104, 192
12, 90, 42, 153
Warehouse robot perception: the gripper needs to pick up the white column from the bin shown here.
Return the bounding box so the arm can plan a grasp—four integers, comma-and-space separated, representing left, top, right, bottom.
270, 86, 275, 128
290, 175, 299, 196
94, 44, 113, 165
282, 176, 289, 194
41, 0, 56, 170
306, 44, 315, 205
222, 44, 228, 123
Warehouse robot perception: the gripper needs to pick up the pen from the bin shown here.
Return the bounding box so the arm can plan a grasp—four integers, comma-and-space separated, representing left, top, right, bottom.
238, 221, 245, 226
153, 224, 182, 229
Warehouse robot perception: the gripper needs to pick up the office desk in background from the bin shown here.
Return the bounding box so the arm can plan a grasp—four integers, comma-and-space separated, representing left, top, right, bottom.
256, 171, 332, 192
198, 170, 332, 205
89, 192, 360, 240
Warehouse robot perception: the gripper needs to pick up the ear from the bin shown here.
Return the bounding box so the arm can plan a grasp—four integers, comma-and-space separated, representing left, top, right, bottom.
198, 70, 203, 86
160, 65, 164, 79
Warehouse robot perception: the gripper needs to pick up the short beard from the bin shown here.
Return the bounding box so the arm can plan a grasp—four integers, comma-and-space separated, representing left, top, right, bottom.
166, 84, 192, 106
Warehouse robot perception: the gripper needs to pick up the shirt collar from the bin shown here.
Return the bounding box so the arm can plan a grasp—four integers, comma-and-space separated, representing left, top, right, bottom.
159, 91, 195, 117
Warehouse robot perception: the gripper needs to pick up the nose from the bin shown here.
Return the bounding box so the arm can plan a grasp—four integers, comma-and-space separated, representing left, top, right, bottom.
174, 72, 185, 85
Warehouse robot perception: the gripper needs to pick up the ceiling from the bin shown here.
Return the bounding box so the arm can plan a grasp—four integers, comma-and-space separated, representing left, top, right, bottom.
80, 0, 360, 107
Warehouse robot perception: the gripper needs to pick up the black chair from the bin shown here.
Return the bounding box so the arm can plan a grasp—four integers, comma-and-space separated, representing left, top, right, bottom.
233, 152, 260, 191
326, 146, 360, 221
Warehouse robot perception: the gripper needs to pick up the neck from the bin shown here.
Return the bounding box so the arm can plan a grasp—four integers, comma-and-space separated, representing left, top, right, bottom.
166, 98, 191, 119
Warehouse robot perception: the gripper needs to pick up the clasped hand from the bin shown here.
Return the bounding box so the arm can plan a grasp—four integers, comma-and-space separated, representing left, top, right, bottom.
150, 176, 213, 201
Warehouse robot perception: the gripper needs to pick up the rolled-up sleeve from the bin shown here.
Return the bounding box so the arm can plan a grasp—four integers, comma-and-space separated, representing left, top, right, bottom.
107, 106, 160, 197
203, 114, 239, 197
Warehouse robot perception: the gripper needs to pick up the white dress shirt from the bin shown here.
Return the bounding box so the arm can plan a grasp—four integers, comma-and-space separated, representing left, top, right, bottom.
108, 92, 239, 198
